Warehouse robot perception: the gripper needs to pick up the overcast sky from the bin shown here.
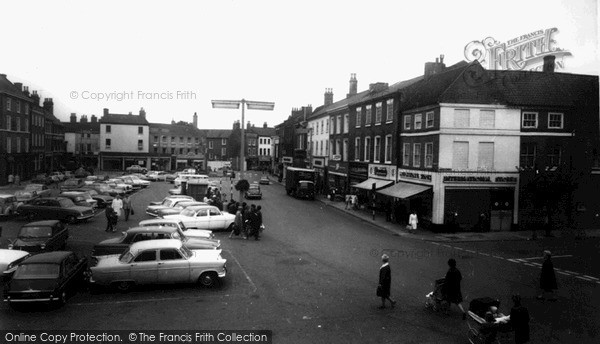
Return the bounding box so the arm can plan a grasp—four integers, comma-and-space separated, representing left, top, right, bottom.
1, 0, 598, 129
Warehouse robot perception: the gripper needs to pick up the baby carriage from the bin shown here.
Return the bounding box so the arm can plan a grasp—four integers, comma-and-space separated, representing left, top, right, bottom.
466, 297, 512, 344
425, 278, 449, 312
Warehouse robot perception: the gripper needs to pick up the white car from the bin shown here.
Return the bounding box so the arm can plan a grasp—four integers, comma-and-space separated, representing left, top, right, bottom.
124, 175, 151, 188
106, 179, 133, 193
163, 205, 236, 231
138, 218, 214, 239
145, 197, 198, 217
0, 249, 31, 282
90, 239, 227, 290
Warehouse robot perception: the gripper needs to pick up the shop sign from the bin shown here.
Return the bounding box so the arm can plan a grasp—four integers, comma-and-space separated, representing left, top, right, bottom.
398, 170, 433, 182
443, 175, 517, 183
282, 157, 293, 163
349, 164, 368, 177
328, 161, 348, 174
312, 158, 324, 167
332, 155, 341, 161
368, 164, 395, 180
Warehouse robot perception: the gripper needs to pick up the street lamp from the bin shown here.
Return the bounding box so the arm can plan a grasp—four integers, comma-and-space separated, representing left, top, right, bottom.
211, 99, 275, 174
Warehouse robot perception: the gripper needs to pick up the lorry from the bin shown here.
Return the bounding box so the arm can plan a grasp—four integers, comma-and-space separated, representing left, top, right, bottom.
285, 167, 316, 200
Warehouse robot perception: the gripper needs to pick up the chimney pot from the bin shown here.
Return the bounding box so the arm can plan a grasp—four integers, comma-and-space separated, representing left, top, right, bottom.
103, 108, 109, 116
543, 55, 556, 72
14, 82, 23, 91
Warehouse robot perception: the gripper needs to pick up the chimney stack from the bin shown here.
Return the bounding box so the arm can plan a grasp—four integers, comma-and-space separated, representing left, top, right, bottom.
43, 98, 54, 114
424, 54, 446, 79
347, 73, 357, 98
247, 121, 251, 129
91, 115, 97, 123
14, 83, 23, 91
31, 91, 40, 106
543, 55, 556, 72
103, 108, 109, 116
263, 122, 267, 128
23, 86, 30, 96
70, 113, 77, 123
81, 115, 88, 123
139, 107, 146, 118
324, 88, 334, 106
193, 112, 198, 128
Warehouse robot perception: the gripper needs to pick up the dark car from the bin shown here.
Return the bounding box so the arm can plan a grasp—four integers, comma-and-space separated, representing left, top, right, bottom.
125, 165, 147, 174
9, 220, 69, 253
59, 191, 98, 210
3, 251, 88, 306
60, 178, 86, 191
91, 226, 220, 257
72, 188, 113, 208
17, 197, 95, 224
245, 184, 262, 199
31, 174, 53, 185
259, 176, 270, 185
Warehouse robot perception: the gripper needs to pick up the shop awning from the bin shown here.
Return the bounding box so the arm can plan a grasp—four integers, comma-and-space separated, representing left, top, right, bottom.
377, 182, 431, 198
352, 178, 393, 190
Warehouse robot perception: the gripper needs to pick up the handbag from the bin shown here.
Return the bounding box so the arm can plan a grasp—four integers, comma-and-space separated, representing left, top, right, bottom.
376, 285, 383, 297
131, 208, 135, 215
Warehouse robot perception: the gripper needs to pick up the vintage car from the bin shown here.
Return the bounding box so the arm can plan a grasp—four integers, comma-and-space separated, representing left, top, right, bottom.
71, 188, 113, 208
125, 165, 148, 174
91, 226, 220, 257
60, 178, 86, 191
245, 184, 262, 200
89, 239, 226, 290
168, 187, 182, 195
24, 184, 52, 198
122, 175, 151, 188
17, 197, 95, 224
0, 249, 30, 282
105, 180, 133, 193
148, 195, 194, 206
3, 251, 88, 306
59, 191, 98, 210
138, 218, 214, 239
0, 194, 19, 216
162, 205, 236, 231
145, 171, 167, 181
155, 201, 207, 217
14, 190, 39, 207
49, 171, 66, 182
165, 172, 179, 184
259, 176, 270, 185
145, 197, 197, 217
89, 183, 126, 197
9, 220, 69, 253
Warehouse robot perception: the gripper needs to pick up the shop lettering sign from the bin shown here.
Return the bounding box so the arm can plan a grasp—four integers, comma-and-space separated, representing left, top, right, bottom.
399, 171, 432, 181
443, 175, 518, 183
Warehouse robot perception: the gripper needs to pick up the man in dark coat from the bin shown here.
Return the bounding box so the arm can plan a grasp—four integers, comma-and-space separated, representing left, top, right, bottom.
247, 205, 261, 241
510, 294, 530, 343
537, 250, 558, 301
377, 254, 396, 309
444, 258, 467, 319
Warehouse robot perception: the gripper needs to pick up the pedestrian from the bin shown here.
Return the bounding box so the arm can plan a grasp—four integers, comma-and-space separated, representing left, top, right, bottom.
14, 174, 20, 186
8, 174, 14, 186
112, 195, 123, 220
227, 199, 237, 214
443, 258, 467, 319
408, 210, 418, 232
247, 204, 261, 241
122, 194, 132, 221
510, 294, 530, 344
537, 250, 557, 301
345, 194, 351, 209
105, 206, 116, 232
377, 254, 396, 309
229, 206, 244, 239
241, 202, 249, 237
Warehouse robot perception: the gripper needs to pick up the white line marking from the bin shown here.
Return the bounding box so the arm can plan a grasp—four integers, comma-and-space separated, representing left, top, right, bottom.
454, 247, 464, 250
519, 255, 573, 260
583, 275, 599, 281
464, 249, 476, 254
557, 271, 571, 276
225, 250, 257, 293
492, 255, 503, 260
576, 276, 592, 281
523, 263, 536, 267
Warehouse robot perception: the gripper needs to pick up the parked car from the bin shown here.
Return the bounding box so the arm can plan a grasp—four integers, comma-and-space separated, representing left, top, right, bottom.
155, 201, 207, 217
8, 220, 69, 253
31, 174, 53, 185
165, 173, 178, 184
59, 191, 98, 210
49, 171, 66, 182
138, 218, 214, 239
122, 175, 150, 188
146, 171, 167, 181
148, 195, 194, 206
14, 190, 39, 207
60, 178, 86, 191
3, 251, 88, 306
91, 226, 220, 257
245, 184, 262, 199
0, 194, 19, 216
90, 183, 126, 197
162, 205, 236, 231
89, 239, 226, 290
125, 165, 148, 174
168, 187, 182, 195
72, 189, 113, 208
106, 180, 133, 193
259, 176, 270, 185
0, 249, 30, 282
17, 197, 95, 223
24, 184, 52, 198
146, 197, 198, 217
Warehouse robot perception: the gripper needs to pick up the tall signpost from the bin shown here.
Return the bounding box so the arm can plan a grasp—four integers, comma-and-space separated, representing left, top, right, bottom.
211, 99, 275, 178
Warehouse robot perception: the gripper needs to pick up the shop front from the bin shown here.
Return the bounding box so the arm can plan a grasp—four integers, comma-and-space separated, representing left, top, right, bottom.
327, 160, 348, 197
312, 157, 327, 195
348, 162, 369, 187
351, 164, 395, 212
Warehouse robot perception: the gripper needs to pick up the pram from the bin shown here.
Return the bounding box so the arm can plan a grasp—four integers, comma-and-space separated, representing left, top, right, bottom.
425, 278, 449, 312
466, 297, 512, 344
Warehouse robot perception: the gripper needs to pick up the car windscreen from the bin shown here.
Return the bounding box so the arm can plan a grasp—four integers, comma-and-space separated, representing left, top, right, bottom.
14, 263, 60, 279
59, 198, 76, 207
119, 251, 134, 263
19, 226, 52, 238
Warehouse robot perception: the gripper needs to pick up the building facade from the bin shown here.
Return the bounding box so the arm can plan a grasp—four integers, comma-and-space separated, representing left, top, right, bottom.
98, 108, 150, 171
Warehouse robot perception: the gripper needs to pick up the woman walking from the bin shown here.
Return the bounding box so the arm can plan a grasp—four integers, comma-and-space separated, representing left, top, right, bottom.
537, 250, 558, 301
377, 254, 396, 309
444, 258, 467, 319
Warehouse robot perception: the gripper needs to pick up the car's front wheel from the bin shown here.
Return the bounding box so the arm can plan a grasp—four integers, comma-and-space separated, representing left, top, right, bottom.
113, 281, 134, 292
198, 272, 218, 288
65, 215, 77, 224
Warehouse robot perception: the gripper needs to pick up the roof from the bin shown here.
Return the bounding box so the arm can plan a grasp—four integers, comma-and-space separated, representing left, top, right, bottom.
308, 89, 370, 120
150, 122, 204, 137
99, 114, 149, 125
22, 220, 61, 227
126, 226, 178, 234
21, 251, 72, 264
0, 74, 32, 101
247, 126, 276, 137
62, 122, 100, 133
129, 239, 182, 253
205, 129, 232, 139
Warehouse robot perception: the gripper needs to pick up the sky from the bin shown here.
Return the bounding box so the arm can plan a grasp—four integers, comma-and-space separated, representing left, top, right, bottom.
1, 0, 598, 129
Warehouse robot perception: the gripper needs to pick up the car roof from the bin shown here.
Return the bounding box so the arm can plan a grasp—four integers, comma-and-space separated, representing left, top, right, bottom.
0, 249, 30, 262
185, 205, 219, 211
34, 197, 70, 201
21, 251, 72, 264
22, 220, 61, 227
61, 191, 86, 195
139, 218, 182, 225
126, 226, 178, 234
0, 194, 15, 198
129, 239, 182, 253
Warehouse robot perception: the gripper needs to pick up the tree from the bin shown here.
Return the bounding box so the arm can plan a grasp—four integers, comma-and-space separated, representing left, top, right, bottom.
235, 179, 250, 201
